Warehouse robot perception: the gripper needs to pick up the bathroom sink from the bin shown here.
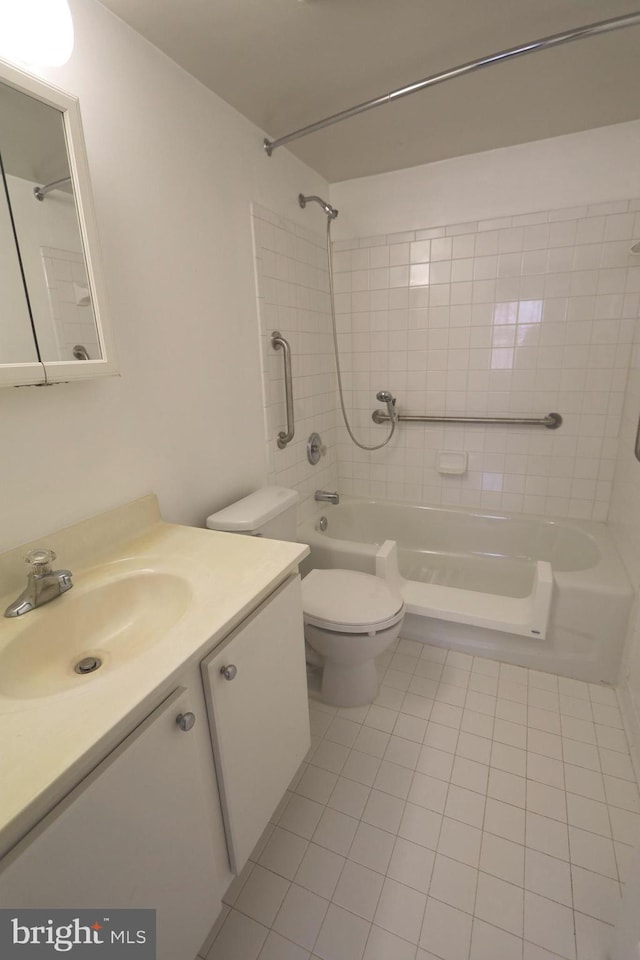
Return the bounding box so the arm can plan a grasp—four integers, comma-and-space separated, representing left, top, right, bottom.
0, 570, 192, 700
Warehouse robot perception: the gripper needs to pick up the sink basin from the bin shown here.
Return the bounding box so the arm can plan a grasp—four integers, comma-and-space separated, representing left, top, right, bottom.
0, 570, 192, 700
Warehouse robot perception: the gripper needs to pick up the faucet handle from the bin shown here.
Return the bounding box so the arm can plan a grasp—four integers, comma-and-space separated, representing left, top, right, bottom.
25, 548, 56, 574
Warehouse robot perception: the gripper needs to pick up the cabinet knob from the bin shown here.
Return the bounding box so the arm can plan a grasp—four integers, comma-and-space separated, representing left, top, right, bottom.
176, 712, 196, 732
220, 664, 237, 681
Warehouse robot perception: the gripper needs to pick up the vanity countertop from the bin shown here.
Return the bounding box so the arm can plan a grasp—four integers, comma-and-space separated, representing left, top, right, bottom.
0, 495, 309, 857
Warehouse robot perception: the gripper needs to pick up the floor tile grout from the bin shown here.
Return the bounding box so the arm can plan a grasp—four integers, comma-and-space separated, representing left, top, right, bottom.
207, 641, 638, 960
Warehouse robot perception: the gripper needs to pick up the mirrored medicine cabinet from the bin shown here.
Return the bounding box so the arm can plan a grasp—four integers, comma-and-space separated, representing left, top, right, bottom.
0, 58, 117, 386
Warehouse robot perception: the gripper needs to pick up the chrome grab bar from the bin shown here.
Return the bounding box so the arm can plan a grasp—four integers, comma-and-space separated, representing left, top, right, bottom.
271, 331, 295, 449
372, 410, 562, 429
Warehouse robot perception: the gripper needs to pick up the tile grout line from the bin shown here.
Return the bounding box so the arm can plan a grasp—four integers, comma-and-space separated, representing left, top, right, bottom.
210, 643, 637, 960
558, 713, 579, 960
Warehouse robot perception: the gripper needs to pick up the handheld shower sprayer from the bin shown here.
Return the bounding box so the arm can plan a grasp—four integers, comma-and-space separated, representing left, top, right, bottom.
298, 187, 395, 451
376, 390, 398, 423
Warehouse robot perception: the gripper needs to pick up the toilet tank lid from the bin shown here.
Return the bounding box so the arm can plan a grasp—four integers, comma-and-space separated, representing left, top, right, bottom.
206, 486, 298, 532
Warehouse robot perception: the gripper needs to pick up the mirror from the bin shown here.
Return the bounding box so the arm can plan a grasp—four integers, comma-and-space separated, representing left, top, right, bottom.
0, 153, 37, 364
0, 59, 117, 386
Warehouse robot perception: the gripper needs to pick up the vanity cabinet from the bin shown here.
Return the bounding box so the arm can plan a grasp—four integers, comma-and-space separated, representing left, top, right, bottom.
0, 569, 310, 959
202, 574, 311, 872
0, 685, 224, 960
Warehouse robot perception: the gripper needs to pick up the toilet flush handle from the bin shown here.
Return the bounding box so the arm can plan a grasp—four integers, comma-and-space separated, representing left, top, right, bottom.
220, 664, 237, 681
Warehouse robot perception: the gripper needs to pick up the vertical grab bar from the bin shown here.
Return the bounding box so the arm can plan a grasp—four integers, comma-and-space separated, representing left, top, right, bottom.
271, 331, 295, 449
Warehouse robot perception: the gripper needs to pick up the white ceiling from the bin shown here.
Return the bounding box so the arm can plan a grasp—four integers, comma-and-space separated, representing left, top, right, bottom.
99, 0, 640, 183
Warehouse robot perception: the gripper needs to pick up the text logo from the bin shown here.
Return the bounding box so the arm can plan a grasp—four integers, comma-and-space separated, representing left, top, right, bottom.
0, 910, 155, 957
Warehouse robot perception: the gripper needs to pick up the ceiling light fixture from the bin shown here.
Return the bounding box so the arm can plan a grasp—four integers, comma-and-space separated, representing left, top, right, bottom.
0, 0, 74, 68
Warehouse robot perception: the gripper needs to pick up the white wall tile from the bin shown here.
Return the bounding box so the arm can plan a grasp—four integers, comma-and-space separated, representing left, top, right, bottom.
253, 208, 339, 522
331, 199, 639, 519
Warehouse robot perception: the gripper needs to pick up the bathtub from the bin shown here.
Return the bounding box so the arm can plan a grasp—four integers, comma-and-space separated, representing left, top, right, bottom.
298, 498, 632, 683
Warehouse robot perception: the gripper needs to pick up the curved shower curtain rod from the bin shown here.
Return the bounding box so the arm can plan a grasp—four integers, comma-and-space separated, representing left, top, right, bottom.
264, 11, 640, 156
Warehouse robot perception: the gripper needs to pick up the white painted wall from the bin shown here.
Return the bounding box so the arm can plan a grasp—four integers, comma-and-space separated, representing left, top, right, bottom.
0, 0, 328, 552
330, 121, 640, 240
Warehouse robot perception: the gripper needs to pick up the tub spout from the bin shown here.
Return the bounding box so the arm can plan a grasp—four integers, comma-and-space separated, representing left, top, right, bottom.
315, 490, 339, 505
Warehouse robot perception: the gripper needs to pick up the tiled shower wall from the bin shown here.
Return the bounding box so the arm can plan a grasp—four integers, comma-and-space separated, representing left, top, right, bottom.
609, 328, 640, 575
41, 247, 98, 361
252, 203, 338, 521
332, 199, 640, 520
609, 309, 640, 738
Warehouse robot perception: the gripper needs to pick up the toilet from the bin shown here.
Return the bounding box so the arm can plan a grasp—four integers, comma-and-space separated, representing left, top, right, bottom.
206, 486, 405, 707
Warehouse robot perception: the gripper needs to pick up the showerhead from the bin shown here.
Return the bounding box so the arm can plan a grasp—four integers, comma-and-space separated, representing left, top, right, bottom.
298, 193, 338, 220
632, 241, 640, 254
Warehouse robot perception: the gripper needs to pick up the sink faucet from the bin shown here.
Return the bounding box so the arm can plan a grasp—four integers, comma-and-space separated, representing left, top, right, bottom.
315, 490, 339, 505
4, 549, 73, 618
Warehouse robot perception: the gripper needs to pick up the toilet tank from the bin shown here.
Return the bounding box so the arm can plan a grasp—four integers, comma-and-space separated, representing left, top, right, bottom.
206, 486, 298, 540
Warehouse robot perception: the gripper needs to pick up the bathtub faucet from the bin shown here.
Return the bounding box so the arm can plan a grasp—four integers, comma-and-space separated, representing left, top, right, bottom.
315, 490, 340, 505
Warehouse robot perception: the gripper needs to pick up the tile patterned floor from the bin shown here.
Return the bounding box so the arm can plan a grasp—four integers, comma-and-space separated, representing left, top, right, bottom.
203, 640, 640, 960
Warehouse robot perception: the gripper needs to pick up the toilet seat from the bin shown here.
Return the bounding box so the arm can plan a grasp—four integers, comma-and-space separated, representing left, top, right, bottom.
302, 569, 404, 634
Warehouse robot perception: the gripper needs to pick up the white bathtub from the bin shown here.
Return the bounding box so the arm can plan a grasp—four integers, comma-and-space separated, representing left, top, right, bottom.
298, 498, 632, 683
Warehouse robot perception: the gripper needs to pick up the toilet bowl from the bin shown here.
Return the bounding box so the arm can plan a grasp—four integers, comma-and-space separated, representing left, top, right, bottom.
302, 568, 404, 707
206, 486, 405, 707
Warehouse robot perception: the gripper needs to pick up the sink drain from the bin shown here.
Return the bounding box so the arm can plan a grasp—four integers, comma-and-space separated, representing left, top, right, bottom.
74, 656, 102, 675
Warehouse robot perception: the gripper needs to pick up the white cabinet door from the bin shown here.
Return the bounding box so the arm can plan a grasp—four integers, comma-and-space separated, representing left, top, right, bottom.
202, 575, 310, 872
0, 687, 220, 960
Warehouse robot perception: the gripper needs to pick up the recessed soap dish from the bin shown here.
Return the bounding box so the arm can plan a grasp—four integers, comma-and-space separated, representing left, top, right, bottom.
437, 450, 467, 475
